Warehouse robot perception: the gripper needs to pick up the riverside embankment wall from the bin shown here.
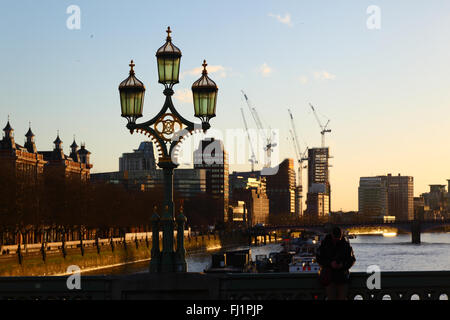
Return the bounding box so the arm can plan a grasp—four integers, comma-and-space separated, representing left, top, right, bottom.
0, 232, 251, 276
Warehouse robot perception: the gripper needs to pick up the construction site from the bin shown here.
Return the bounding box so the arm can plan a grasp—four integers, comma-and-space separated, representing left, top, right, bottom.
229, 91, 333, 223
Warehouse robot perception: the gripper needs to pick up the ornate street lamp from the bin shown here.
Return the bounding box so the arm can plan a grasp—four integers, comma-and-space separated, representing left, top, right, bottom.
118, 27, 218, 273
156, 26, 181, 86
192, 60, 218, 123
118, 60, 145, 124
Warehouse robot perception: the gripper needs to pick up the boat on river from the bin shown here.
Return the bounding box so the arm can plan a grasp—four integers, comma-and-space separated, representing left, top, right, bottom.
288, 255, 320, 273
204, 249, 256, 273
204, 232, 323, 274
279, 233, 322, 273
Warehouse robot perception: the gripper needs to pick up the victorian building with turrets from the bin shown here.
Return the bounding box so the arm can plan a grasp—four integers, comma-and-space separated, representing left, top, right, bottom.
0, 120, 92, 182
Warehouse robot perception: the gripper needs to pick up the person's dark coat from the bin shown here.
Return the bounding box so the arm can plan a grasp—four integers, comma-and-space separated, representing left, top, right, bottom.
316, 235, 356, 284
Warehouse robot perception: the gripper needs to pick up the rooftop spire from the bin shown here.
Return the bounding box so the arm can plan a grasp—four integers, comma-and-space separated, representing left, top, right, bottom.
70, 135, 78, 149
25, 123, 34, 138
53, 131, 62, 150
2, 117, 15, 149
69, 135, 79, 162
3, 117, 14, 140
3, 118, 12, 132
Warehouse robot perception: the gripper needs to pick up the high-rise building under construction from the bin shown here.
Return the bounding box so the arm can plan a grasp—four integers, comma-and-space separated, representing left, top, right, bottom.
305, 147, 331, 218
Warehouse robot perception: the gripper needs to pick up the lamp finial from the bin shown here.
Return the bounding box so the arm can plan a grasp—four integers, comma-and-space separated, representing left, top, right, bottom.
202, 60, 208, 75
129, 60, 135, 75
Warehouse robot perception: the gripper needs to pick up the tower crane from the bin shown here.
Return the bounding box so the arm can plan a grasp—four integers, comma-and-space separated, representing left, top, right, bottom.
240, 106, 258, 172
309, 103, 331, 148
289, 129, 301, 166
288, 109, 308, 215
241, 90, 277, 168
288, 129, 308, 184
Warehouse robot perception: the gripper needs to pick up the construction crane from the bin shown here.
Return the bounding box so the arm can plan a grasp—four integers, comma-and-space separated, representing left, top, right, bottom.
240, 106, 258, 172
288, 128, 308, 182
288, 109, 308, 162
241, 90, 277, 168
288, 109, 308, 216
309, 103, 331, 148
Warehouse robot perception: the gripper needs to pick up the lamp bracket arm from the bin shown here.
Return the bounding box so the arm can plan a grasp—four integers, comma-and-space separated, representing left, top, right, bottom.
167, 96, 195, 129
132, 102, 170, 131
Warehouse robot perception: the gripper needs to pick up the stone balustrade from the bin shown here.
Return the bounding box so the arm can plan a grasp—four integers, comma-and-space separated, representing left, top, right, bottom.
0, 271, 448, 300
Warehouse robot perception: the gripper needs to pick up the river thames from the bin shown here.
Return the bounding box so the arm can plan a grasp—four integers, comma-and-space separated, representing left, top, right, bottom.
82, 232, 450, 275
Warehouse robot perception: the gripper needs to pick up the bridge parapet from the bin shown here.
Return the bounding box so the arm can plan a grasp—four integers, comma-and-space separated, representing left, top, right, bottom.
0, 271, 448, 300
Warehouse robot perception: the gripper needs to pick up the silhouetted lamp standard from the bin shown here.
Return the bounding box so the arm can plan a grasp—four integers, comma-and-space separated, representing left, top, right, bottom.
118, 27, 218, 273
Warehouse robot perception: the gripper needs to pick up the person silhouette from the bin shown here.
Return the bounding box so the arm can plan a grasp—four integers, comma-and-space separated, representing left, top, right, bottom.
316, 227, 356, 300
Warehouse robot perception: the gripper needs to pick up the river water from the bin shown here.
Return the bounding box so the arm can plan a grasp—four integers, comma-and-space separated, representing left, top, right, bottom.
82, 232, 450, 275
350, 232, 450, 272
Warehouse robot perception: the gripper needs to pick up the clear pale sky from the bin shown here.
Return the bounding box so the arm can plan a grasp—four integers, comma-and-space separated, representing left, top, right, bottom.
1, 0, 450, 211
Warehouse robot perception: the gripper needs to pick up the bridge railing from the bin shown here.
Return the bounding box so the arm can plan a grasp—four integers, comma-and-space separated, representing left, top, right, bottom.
0, 271, 448, 300
217, 271, 450, 300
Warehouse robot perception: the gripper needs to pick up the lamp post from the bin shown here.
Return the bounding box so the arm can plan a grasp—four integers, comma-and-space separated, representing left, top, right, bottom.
118, 27, 218, 273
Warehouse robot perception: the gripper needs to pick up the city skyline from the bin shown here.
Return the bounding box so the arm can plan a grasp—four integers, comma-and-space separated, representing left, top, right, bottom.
1, 1, 450, 211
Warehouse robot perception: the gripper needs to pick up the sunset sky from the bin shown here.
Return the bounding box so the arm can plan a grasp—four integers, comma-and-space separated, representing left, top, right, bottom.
1, 0, 450, 211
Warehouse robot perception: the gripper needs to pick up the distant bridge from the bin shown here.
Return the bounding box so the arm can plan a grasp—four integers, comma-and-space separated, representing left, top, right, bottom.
252, 219, 450, 244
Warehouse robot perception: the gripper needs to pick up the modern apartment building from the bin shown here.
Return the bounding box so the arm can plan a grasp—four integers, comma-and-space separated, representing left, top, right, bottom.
229, 171, 269, 226
358, 177, 388, 219
382, 174, 414, 221
171, 169, 207, 199
264, 158, 296, 217
358, 174, 414, 221
119, 141, 157, 178
417, 182, 449, 219
92, 141, 156, 190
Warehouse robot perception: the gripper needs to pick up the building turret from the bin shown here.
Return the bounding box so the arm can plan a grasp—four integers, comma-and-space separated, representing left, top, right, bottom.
1, 120, 16, 150
52, 133, 65, 160
24, 125, 37, 153
69, 137, 79, 162
77, 143, 91, 165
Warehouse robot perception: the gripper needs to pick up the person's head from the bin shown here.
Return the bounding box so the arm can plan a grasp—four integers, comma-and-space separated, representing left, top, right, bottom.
331, 227, 342, 241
